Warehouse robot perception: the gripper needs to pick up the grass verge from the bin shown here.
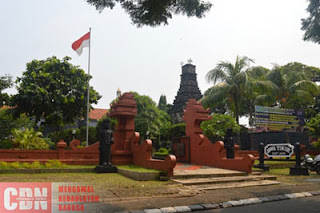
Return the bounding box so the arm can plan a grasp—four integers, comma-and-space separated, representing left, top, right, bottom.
265, 167, 320, 184
0, 173, 178, 198
117, 165, 159, 173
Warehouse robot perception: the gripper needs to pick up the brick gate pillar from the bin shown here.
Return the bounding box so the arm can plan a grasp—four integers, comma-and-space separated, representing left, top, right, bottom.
109, 92, 137, 164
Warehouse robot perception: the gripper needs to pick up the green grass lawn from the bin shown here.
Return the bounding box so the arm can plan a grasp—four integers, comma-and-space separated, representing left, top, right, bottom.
0, 161, 174, 198
265, 167, 320, 184
117, 165, 160, 173
0, 172, 178, 198
0, 161, 161, 174
254, 160, 295, 165
254, 160, 295, 169
0, 161, 161, 173
254, 159, 320, 184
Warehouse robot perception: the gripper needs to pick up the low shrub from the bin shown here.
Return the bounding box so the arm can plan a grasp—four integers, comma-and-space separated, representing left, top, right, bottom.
48, 127, 97, 145
201, 113, 240, 138
0, 160, 67, 169
312, 139, 320, 149
31, 161, 41, 168
154, 147, 171, 156
12, 128, 49, 150
22, 162, 33, 169
0, 161, 9, 169
45, 160, 66, 168
158, 147, 168, 153
10, 162, 21, 169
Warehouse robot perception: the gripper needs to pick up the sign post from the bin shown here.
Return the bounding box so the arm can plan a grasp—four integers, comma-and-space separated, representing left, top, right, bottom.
290, 142, 309, 175
264, 143, 294, 158
253, 143, 270, 171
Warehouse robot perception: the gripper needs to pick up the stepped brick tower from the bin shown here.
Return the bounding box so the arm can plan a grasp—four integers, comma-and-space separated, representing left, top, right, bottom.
170, 64, 202, 123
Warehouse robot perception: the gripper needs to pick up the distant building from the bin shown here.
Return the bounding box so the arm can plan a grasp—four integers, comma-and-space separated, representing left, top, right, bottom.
169, 64, 202, 123
78, 108, 108, 127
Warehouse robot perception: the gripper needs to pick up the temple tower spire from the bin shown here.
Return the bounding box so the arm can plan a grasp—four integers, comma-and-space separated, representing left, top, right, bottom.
169, 63, 202, 123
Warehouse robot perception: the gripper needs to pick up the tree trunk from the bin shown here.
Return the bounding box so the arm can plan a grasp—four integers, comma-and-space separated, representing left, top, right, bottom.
248, 101, 254, 126
234, 99, 240, 124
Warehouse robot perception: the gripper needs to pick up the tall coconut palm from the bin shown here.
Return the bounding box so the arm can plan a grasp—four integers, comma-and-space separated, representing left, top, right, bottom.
264, 66, 319, 110
242, 66, 278, 125
203, 56, 254, 124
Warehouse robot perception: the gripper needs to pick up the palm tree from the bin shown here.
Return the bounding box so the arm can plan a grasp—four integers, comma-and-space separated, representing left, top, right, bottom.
263, 65, 319, 110
203, 56, 254, 124
242, 65, 318, 125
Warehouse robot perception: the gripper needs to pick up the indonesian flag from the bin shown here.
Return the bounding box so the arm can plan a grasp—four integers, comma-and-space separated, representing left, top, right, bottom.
72, 32, 90, 56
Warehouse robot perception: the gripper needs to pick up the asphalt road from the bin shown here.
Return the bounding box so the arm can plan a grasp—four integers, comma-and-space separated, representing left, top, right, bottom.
193, 196, 320, 213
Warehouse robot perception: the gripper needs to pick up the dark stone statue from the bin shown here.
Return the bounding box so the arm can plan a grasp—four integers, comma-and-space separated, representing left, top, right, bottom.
99, 119, 113, 166
95, 119, 117, 173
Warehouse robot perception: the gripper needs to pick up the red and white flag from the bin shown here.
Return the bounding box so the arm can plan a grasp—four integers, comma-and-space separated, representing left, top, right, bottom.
72, 32, 90, 56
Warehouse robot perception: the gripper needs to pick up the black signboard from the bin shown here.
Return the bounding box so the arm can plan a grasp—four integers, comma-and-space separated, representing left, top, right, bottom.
255, 105, 304, 132
264, 143, 294, 158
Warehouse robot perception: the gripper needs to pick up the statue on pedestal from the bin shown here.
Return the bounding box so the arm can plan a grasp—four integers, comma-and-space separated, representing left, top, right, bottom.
95, 119, 117, 173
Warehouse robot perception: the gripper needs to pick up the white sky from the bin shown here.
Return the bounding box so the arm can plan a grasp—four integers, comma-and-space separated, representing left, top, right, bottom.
1, 0, 319, 126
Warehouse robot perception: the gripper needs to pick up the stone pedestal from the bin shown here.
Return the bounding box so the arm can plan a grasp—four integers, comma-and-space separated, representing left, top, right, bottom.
94, 165, 117, 173
290, 166, 309, 175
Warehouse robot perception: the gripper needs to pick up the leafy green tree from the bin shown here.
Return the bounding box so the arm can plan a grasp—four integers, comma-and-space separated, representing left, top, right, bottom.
301, 0, 320, 44
86, 0, 212, 27
133, 92, 166, 140
200, 113, 240, 139
108, 93, 172, 141
203, 56, 254, 124
0, 74, 13, 107
307, 95, 320, 119
158, 110, 172, 142
12, 128, 49, 150
0, 108, 35, 149
157, 95, 168, 111
306, 114, 320, 138
168, 123, 186, 139
12, 56, 101, 137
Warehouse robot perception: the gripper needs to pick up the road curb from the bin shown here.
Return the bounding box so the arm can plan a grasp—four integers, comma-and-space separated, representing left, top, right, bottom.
115, 190, 320, 213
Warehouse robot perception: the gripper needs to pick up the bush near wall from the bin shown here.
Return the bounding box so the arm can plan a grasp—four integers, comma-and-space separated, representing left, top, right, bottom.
201, 114, 240, 139
48, 126, 97, 145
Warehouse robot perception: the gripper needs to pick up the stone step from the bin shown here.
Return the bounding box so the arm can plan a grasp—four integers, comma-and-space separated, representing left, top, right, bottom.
172, 175, 277, 185
173, 168, 247, 179
192, 180, 281, 191
251, 170, 263, 175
